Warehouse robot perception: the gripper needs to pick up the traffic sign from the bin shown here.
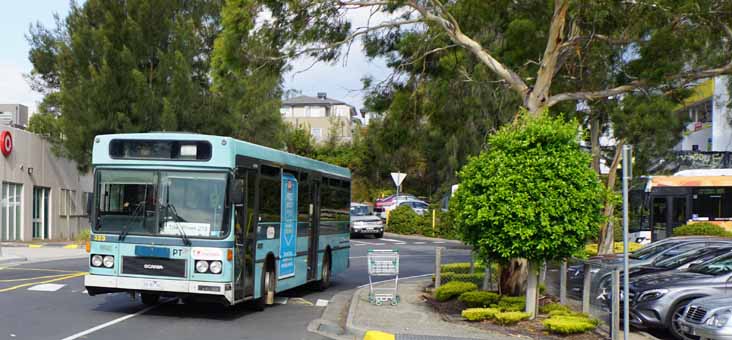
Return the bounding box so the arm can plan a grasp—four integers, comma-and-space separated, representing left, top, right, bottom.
390, 172, 406, 187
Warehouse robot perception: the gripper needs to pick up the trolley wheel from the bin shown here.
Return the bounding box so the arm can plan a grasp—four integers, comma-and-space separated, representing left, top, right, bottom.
141, 293, 159, 306
318, 253, 332, 291
375, 300, 383, 306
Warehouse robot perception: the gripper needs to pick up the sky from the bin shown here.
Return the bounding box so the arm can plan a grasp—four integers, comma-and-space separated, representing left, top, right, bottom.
0, 2, 391, 115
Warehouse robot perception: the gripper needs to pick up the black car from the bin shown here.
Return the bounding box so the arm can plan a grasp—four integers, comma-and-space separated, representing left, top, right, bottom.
627, 251, 732, 339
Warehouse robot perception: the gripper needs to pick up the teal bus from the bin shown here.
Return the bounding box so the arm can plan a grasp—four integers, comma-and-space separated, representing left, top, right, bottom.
84, 133, 351, 307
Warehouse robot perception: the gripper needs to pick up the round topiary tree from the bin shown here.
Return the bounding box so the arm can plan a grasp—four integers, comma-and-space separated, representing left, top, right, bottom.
452, 111, 604, 317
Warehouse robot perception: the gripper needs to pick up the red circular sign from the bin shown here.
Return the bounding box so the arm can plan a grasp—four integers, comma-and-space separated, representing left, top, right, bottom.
1, 131, 12, 157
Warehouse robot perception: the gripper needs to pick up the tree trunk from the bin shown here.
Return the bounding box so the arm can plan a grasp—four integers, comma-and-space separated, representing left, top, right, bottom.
590, 113, 601, 172
499, 259, 528, 296
597, 141, 625, 255
525, 261, 539, 319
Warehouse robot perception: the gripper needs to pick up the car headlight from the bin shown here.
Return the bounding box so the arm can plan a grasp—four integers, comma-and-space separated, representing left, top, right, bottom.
195, 260, 209, 273
91, 254, 103, 267
209, 261, 222, 274
637, 289, 668, 302
706, 309, 732, 328
102, 255, 114, 268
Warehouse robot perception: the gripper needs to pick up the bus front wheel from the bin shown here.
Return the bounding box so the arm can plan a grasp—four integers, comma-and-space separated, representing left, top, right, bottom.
141, 293, 159, 306
255, 267, 276, 310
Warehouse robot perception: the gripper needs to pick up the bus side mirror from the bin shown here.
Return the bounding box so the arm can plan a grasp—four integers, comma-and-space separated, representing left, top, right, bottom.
230, 180, 245, 205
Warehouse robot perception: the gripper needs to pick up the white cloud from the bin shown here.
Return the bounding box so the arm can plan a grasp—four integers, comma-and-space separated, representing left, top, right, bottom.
0, 63, 41, 114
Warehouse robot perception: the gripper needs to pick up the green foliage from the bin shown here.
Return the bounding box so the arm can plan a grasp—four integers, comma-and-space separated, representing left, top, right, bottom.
440, 273, 485, 287
585, 242, 643, 256
673, 223, 732, 237
493, 296, 526, 312
434, 281, 478, 302
388, 205, 427, 235
459, 291, 501, 308
28, 0, 249, 170
441, 263, 485, 274
75, 229, 91, 243
493, 311, 530, 325
461, 308, 500, 321
539, 303, 572, 315
453, 112, 605, 263
543, 315, 599, 335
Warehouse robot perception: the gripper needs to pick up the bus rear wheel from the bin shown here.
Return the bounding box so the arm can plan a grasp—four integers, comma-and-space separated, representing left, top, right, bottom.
141, 293, 159, 306
318, 253, 331, 291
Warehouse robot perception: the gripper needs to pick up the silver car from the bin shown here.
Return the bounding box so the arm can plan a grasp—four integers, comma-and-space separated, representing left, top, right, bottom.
679, 296, 732, 339
350, 203, 384, 238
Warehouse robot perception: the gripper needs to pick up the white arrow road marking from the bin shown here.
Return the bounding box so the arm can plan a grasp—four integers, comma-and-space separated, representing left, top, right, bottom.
28, 283, 65, 292
315, 299, 329, 307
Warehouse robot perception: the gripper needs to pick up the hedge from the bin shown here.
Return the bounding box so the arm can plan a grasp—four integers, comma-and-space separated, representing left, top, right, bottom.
434, 281, 478, 301
494, 311, 530, 325
673, 222, 732, 237
441, 263, 486, 274
441, 272, 485, 286
543, 315, 598, 334
461, 308, 500, 321
539, 303, 572, 315
387, 205, 459, 239
585, 242, 643, 256
458, 291, 501, 308
493, 296, 526, 312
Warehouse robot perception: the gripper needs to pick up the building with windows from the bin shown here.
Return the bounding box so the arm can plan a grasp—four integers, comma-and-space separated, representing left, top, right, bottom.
675, 77, 732, 151
0, 104, 29, 128
280, 93, 358, 143
0, 125, 92, 241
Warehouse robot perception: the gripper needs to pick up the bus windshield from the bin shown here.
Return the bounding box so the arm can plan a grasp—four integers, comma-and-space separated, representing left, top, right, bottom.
95, 169, 228, 239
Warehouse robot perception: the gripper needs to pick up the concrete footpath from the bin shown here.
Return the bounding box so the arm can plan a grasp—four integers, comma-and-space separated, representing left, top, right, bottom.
0, 243, 86, 265
309, 277, 515, 340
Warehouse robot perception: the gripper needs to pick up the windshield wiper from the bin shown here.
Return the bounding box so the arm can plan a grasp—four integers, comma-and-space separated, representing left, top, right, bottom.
119, 202, 145, 242
166, 203, 191, 246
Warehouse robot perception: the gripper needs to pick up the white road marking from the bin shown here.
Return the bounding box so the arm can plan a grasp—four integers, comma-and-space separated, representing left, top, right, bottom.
315, 299, 329, 307
432, 241, 446, 244
353, 243, 367, 246
380, 238, 407, 244
274, 297, 289, 305
414, 242, 426, 245
28, 283, 66, 292
59, 300, 168, 340
357, 273, 434, 288
350, 240, 378, 245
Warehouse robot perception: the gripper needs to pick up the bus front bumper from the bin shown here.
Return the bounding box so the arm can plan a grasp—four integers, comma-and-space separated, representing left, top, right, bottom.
85, 274, 234, 304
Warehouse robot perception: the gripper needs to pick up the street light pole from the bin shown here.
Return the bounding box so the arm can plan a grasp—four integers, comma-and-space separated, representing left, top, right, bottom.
622, 145, 632, 340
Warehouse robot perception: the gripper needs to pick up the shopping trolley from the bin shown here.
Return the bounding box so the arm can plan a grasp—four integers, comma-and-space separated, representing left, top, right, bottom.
367, 249, 400, 305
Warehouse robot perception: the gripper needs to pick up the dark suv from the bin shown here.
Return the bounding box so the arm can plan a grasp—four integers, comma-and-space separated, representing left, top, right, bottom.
627, 250, 732, 339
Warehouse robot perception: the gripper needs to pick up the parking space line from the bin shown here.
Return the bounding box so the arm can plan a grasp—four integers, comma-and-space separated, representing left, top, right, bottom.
59, 300, 170, 340
0, 273, 72, 283
380, 238, 407, 244
0, 267, 81, 273
0, 272, 86, 293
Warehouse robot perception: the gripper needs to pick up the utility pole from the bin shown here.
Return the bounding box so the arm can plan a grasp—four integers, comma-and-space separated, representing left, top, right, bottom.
622, 145, 632, 340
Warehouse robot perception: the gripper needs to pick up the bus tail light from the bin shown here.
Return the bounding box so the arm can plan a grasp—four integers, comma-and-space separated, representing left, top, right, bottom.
227, 249, 233, 262
86, 240, 91, 253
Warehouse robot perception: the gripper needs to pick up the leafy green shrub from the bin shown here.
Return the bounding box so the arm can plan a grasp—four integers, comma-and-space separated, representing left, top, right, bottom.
441, 272, 484, 286
459, 291, 501, 308
673, 222, 732, 237
494, 311, 530, 325
543, 315, 598, 334
76, 229, 91, 243
493, 296, 526, 312
441, 263, 486, 274
585, 242, 643, 256
539, 303, 572, 315
461, 308, 500, 321
388, 205, 426, 235
434, 281, 478, 301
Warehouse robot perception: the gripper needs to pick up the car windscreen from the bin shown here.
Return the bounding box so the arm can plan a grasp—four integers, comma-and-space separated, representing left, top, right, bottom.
628, 241, 681, 260
351, 205, 370, 216
688, 253, 732, 275
655, 247, 729, 269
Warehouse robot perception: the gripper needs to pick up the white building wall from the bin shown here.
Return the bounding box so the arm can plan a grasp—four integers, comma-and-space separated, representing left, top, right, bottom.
0, 126, 92, 241
713, 76, 732, 151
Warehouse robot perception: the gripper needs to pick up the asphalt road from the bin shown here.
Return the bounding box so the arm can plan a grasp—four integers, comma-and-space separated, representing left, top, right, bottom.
0, 235, 471, 340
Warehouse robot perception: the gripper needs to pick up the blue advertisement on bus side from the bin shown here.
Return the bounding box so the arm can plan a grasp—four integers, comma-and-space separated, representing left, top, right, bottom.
279, 174, 298, 279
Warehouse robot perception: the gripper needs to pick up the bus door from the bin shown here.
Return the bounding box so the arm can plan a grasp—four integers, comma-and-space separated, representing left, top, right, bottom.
307, 180, 321, 281
234, 167, 258, 301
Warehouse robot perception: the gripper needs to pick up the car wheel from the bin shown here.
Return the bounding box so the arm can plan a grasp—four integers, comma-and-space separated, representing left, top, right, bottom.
668, 300, 693, 340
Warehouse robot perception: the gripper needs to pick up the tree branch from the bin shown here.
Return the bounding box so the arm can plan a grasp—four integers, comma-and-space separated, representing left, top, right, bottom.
406, 0, 530, 96
530, 0, 570, 109
546, 61, 732, 107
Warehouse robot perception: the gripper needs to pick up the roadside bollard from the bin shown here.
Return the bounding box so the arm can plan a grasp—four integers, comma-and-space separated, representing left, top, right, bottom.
582, 262, 592, 314
482, 260, 491, 290
559, 260, 568, 305
435, 247, 444, 288
612, 269, 621, 340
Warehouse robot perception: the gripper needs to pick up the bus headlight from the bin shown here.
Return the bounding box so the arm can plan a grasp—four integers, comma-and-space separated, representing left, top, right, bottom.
195, 260, 209, 273
102, 255, 115, 268
91, 254, 103, 267
209, 261, 222, 274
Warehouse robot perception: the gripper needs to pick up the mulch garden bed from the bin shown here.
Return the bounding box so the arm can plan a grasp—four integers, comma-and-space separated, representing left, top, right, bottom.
423, 294, 607, 340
